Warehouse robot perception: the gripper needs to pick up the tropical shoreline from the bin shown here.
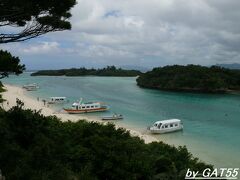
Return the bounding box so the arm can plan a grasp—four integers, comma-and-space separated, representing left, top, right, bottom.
1, 83, 157, 144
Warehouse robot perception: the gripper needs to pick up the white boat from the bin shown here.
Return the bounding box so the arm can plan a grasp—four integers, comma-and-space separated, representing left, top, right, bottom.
48, 97, 67, 104
101, 113, 123, 120
22, 83, 39, 91
64, 98, 109, 114
148, 119, 183, 134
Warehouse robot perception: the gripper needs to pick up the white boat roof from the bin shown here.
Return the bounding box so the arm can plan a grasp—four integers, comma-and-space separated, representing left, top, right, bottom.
72, 102, 100, 105
154, 119, 181, 124
50, 97, 66, 99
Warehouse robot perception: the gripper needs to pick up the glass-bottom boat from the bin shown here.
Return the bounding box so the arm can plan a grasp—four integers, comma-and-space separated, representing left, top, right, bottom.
148, 119, 183, 134
64, 98, 109, 114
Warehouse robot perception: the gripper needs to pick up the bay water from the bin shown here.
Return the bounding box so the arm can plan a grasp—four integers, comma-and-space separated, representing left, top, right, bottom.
2, 73, 240, 168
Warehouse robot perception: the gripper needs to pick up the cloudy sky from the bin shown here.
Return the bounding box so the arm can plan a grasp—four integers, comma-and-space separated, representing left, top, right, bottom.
1, 0, 240, 70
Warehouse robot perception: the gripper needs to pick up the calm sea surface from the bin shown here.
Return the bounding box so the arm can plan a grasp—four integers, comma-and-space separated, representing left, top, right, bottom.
2, 73, 240, 168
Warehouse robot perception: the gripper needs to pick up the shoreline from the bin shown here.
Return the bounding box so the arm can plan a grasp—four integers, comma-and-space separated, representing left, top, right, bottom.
1, 83, 158, 144
137, 84, 240, 94
3, 83, 240, 169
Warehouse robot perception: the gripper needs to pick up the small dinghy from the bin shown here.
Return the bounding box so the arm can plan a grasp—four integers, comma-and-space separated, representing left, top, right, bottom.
101, 113, 123, 120
22, 83, 39, 91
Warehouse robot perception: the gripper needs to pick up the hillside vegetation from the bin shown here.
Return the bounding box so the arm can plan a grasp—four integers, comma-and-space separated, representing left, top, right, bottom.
0, 82, 5, 103
0, 101, 211, 179
137, 65, 240, 93
31, 66, 142, 77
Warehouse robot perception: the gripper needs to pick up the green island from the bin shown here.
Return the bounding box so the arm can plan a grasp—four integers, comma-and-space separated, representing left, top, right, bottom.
31, 66, 142, 77
137, 65, 240, 93
0, 98, 212, 179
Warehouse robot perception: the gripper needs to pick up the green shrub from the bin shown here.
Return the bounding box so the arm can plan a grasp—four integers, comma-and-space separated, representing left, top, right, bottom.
0, 103, 212, 179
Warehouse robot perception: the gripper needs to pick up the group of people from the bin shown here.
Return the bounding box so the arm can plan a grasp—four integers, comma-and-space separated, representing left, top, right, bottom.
37, 97, 49, 107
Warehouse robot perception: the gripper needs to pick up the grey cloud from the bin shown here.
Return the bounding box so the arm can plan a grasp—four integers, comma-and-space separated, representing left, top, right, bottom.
1, 0, 240, 69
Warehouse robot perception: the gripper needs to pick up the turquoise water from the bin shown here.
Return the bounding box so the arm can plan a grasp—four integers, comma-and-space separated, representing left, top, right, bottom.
2, 73, 240, 168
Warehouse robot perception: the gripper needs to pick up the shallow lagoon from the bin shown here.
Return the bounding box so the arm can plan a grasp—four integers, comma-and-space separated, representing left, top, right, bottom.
3, 73, 240, 168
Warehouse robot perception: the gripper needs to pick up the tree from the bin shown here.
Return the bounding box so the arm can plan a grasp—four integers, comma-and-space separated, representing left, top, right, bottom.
0, 50, 25, 79
0, 0, 76, 43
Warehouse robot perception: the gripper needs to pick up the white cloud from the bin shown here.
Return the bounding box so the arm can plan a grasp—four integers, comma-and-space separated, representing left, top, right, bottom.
1, 0, 240, 69
22, 42, 60, 55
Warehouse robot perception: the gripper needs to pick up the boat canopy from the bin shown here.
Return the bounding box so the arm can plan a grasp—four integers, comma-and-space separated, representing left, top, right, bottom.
154, 119, 181, 125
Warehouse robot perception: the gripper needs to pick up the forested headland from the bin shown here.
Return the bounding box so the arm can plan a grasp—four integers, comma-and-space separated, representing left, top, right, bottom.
31, 66, 142, 77
137, 65, 240, 93
0, 101, 212, 179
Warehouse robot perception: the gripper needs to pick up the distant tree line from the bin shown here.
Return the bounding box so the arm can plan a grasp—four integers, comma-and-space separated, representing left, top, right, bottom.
137, 65, 240, 93
31, 66, 142, 77
0, 102, 212, 179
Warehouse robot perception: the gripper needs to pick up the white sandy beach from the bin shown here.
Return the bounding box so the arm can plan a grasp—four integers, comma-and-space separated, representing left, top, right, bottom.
1, 83, 157, 143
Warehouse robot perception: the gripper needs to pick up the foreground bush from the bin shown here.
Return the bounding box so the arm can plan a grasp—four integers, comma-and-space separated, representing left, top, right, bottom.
0, 82, 5, 103
0, 103, 212, 179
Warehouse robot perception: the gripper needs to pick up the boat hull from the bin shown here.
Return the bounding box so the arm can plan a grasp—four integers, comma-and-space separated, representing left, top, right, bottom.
48, 101, 66, 104
150, 126, 183, 134
64, 107, 108, 114
101, 117, 123, 120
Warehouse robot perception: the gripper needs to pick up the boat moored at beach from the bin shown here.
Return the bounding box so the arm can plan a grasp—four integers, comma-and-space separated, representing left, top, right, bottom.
22, 83, 39, 91
64, 98, 109, 114
148, 119, 183, 134
101, 113, 123, 120
47, 97, 67, 104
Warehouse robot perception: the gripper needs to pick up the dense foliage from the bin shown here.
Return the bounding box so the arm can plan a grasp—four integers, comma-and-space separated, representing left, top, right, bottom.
0, 50, 25, 79
0, 82, 5, 103
137, 65, 240, 93
31, 66, 142, 77
0, 0, 76, 43
0, 103, 211, 179
0, 50, 25, 102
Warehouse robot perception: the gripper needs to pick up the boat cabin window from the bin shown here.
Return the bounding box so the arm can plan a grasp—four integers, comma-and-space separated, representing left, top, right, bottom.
170, 124, 173, 128
154, 123, 158, 127
86, 106, 90, 108
91, 106, 94, 108
157, 123, 162, 129
82, 106, 85, 109
175, 124, 178, 127
164, 125, 168, 128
